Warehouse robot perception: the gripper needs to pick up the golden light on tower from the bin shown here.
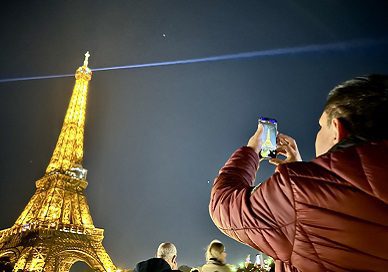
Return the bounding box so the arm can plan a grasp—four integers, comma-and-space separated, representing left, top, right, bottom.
0, 52, 117, 272
46, 51, 92, 174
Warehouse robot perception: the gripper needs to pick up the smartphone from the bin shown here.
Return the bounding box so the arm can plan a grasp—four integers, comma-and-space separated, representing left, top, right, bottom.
258, 117, 277, 159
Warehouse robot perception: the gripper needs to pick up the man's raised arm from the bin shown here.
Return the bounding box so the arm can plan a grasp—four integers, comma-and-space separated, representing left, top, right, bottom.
209, 125, 298, 261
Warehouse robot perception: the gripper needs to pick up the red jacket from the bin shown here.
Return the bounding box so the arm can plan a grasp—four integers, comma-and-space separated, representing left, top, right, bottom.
210, 140, 388, 272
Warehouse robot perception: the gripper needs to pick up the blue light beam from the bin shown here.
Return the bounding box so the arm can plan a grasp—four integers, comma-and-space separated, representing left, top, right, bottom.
0, 38, 387, 84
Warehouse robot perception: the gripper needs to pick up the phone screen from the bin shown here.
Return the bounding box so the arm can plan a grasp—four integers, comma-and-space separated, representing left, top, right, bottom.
258, 117, 277, 159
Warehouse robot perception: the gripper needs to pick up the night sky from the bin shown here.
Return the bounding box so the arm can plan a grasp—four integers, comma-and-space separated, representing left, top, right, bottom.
1, 1, 388, 270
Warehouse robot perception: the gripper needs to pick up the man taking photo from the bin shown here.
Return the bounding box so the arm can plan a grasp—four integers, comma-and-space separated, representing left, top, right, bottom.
209, 75, 388, 271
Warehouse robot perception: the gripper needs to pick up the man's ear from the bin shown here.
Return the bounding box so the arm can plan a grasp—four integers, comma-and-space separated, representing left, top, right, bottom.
169, 255, 177, 270
332, 118, 349, 143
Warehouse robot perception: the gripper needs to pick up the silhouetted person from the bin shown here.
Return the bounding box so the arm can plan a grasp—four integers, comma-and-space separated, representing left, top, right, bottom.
210, 75, 388, 271
134, 242, 181, 272
191, 240, 233, 272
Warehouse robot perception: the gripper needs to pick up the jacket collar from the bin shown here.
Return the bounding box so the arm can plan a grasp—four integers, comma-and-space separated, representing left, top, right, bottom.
328, 135, 368, 153
207, 258, 224, 266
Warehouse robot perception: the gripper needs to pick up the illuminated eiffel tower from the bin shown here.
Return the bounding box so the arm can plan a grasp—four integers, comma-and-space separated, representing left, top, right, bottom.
0, 53, 116, 272
260, 128, 275, 158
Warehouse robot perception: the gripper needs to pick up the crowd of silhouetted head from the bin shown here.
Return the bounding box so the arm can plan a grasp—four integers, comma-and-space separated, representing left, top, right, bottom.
129, 240, 274, 272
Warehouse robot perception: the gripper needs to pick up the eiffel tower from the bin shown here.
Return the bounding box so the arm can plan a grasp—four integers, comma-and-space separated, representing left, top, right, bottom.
0, 53, 117, 272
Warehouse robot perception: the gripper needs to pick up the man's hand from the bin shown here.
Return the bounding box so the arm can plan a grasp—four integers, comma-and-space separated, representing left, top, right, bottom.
247, 123, 263, 154
269, 133, 302, 165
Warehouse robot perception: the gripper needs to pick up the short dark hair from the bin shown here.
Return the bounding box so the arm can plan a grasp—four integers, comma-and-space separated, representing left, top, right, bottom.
324, 74, 388, 141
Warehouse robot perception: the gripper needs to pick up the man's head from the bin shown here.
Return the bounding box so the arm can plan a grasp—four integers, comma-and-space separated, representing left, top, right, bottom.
315, 74, 388, 156
156, 242, 177, 270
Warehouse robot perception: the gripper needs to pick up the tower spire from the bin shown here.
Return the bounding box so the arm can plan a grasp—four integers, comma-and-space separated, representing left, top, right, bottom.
83, 51, 90, 67
45, 52, 92, 175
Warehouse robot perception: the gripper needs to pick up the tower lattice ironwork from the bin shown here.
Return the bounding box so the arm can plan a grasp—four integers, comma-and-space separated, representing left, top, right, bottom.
0, 53, 117, 272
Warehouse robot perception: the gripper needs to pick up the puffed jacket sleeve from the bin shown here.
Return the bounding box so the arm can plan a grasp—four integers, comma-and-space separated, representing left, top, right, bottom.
209, 146, 296, 261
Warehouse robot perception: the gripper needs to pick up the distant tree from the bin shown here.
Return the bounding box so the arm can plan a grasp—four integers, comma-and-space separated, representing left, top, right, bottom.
178, 264, 192, 272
